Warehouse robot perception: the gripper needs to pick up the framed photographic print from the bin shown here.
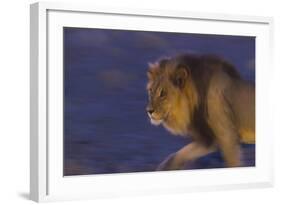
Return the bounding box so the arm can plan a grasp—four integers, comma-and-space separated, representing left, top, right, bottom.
30, 2, 274, 202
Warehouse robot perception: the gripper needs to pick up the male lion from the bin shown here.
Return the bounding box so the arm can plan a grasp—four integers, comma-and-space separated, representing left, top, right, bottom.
146, 54, 255, 170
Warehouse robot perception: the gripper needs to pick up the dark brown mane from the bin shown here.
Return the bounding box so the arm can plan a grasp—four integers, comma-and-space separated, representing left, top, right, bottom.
169, 54, 241, 146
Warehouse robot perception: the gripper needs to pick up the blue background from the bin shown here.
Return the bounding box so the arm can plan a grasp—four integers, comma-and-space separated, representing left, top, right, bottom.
63, 27, 255, 175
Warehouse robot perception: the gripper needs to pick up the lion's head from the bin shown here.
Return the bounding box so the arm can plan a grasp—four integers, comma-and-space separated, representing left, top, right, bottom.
146, 57, 199, 136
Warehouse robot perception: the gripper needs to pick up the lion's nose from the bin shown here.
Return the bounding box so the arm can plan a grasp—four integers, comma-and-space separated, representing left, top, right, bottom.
146, 107, 154, 114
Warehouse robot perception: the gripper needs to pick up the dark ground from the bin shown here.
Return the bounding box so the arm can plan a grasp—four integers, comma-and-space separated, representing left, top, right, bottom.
63, 27, 255, 176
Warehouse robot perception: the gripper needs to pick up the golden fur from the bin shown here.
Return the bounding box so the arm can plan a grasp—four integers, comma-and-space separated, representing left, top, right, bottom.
146, 54, 255, 170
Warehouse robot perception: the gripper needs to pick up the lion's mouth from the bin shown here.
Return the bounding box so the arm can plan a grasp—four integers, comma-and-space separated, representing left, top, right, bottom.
148, 112, 169, 126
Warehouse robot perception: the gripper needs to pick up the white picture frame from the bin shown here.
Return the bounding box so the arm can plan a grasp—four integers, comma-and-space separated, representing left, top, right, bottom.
30, 1, 274, 202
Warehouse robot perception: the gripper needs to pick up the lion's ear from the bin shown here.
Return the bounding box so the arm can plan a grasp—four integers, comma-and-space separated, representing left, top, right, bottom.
171, 66, 190, 89
147, 69, 153, 79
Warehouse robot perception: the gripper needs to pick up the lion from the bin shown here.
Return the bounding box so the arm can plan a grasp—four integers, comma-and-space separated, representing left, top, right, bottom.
146, 54, 255, 170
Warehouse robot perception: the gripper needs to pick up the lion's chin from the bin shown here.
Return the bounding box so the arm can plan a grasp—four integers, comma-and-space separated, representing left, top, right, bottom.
150, 118, 163, 126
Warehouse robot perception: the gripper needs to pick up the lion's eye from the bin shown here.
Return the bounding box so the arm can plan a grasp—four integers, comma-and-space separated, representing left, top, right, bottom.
159, 89, 166, 98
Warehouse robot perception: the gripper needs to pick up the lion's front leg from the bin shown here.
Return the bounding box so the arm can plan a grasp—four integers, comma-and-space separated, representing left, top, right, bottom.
156, 152, 184, 171
156, 142, 216, 171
